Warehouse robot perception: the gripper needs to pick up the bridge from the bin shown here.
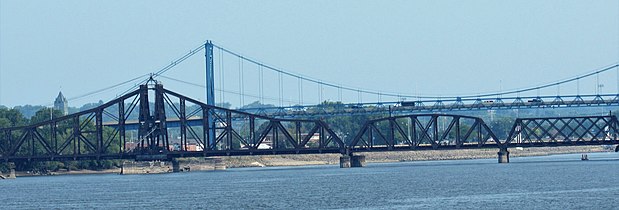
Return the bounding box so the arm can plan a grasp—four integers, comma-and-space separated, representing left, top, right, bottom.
1, 40, 619, 176
1, 81, 618, 167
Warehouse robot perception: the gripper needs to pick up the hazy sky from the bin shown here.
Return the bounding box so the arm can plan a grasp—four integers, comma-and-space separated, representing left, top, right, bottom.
1, 1, 618, 108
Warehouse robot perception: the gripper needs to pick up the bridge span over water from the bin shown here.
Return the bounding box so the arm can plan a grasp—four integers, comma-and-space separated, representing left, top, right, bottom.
1, 82, 619, 172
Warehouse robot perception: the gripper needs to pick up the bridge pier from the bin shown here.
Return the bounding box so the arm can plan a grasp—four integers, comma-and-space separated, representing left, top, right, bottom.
498, 148, 510, 163
615, 145, 618, 152
351, 155, 366, 167
340, 155, 366, 168
339, 156, 351, 168
3, 162, 16, 179
171, 159, 180, 173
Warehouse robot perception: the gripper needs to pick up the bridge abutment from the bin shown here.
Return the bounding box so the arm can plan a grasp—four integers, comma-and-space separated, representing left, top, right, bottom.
498, 148, 510, 163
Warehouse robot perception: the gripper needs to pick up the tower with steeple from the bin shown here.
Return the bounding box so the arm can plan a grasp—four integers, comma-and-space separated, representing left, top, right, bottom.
54, 91, 68, 115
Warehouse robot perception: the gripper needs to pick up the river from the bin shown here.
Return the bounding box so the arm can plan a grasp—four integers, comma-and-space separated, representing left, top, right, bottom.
2, 152, 618, 209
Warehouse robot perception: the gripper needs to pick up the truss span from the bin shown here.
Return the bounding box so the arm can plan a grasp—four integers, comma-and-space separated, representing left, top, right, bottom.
0, 82, 346, 162
505, 115, 619, 147
348, 114, 501, 153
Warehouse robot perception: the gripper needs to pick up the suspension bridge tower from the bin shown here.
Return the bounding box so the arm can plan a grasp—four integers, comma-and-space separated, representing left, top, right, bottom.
205, 40, 216, 147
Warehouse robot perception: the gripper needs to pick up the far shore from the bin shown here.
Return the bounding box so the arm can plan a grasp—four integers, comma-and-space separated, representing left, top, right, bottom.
9, 145, 617, 177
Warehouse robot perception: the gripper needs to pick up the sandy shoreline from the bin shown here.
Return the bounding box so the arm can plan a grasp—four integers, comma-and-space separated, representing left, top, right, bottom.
10, 145, 616, 177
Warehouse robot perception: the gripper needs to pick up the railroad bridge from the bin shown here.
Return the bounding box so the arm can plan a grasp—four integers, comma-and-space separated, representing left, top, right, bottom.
1, 81, 618, 176
2, 40, 619, 176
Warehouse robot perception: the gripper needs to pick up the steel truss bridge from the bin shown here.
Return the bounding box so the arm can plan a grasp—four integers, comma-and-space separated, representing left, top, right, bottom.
240, 93, 619, 118
1, 82, 618, 164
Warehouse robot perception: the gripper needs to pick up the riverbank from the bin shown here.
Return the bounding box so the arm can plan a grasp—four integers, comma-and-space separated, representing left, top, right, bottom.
221, 145, 613, 168
9, 145, 616, 177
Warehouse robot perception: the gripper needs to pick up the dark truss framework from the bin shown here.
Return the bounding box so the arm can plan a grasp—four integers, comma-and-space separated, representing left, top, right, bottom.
348, 114, 501, 152
0, 83, 345, 162
505, 115, 619, 147
1, 82, 618, 163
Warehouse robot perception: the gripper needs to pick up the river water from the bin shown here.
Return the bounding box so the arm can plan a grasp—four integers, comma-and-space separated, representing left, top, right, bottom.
2, 152, 619, 209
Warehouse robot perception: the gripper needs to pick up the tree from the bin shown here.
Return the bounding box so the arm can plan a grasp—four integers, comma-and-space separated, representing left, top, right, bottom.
0, 107, 28, 128
30, 108, 65, 124
241, 101, 275, 109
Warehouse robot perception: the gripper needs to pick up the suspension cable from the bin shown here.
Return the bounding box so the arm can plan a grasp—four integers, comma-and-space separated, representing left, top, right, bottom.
158, 75, 298, 104
70, 73, 151, 102
212, 43, 618, 99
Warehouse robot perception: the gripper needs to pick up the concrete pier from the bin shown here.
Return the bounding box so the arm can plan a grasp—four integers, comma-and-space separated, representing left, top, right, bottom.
4, 162, 16, 179
8, 169, 14, 179
339, 156, 351, 168
351, 155, 366, 167
171, 159, 180, 173
340, 155, 366, 168
498, 148, 510, 163
615, 145, 619, 152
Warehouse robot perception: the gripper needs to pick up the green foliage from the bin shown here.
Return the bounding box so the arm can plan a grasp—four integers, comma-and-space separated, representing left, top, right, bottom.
488, 117, 515, 139
11, 105, 46, 119
0, 107, 28, 128
241, 101, 275, 109
30, 107, 65, 124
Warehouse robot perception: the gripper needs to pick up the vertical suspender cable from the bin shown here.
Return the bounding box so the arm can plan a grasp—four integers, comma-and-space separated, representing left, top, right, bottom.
358, 90, 362, 104
241, 57, 245, 106
238, 56, 242, 107
278, 71, 283, 107
596, 73, 600, 95
577, 78, 580, 96
260, 65, 264, 103
319, 81, 323, 103
298, 77, 302, 105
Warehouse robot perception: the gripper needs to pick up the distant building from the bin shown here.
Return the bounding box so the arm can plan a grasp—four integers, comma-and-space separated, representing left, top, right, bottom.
54, 91, 68, 115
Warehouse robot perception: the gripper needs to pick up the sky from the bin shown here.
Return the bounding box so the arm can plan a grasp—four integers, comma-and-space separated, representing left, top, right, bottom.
1, 0, 618, 108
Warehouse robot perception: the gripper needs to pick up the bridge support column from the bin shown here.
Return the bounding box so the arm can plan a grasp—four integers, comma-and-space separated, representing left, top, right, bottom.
7, 162, 16, 179
340, 155, 366, 168
498, 148, 510, 163
615, 145, 618, 152
340, 156, 351, 168
171, 159, 180, 173
351, 155, 366, 167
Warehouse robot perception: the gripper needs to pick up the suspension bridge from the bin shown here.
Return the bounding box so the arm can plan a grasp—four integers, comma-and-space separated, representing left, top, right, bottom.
1, 40, 619, 176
